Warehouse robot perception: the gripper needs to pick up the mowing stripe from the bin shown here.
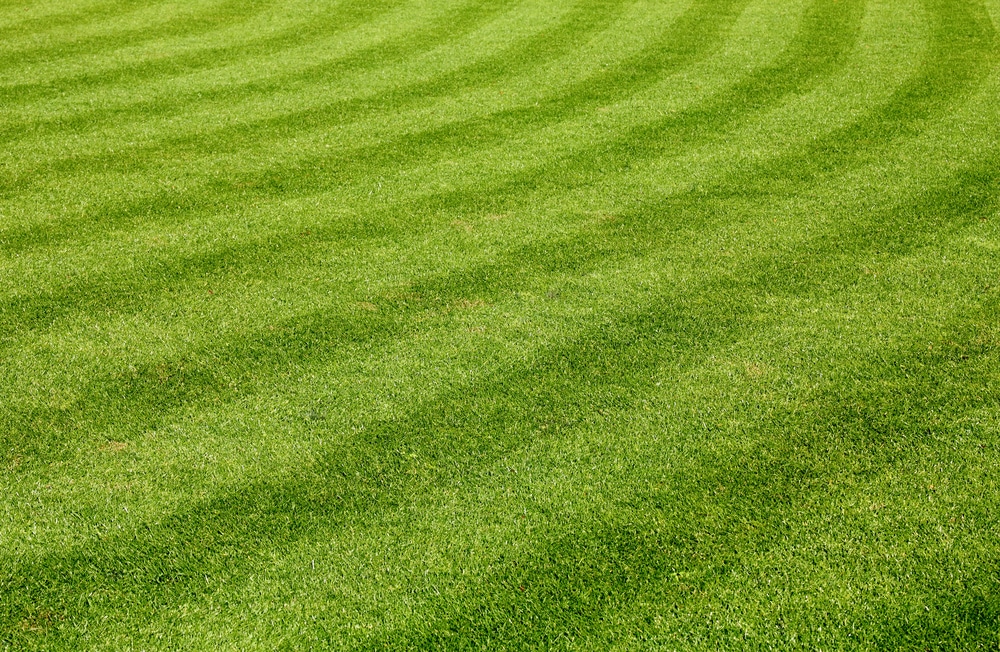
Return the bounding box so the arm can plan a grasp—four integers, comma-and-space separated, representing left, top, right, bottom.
0, 0, 857, 457
4, 151, 997, 645
0, 0, 276, 63
3, 20, 990, 552
1, 0, 976, 454
3, 0, 1000, 647
0, 0, 964, 472
5, 0, 852, 372
0, 0, 737, 251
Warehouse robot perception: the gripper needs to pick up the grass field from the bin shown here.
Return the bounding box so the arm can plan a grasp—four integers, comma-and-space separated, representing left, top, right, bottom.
2, 0, 1000, 648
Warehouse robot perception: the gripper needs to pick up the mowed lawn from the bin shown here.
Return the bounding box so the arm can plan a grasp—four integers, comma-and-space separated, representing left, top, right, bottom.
2, 0, 1000, 648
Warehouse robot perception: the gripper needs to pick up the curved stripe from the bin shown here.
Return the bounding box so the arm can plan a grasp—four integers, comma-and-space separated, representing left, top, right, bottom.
0, 0, 276, 64
0, 0, 555, 157
725, 0, 998, 195
0, 0, 820, 292
0, 0, 187, 37
0, 0, 751, 250
0, 0, 614, 146
0, 0, 908, 385
0, 0, 842, 466
0, 0, 462, 101
4, 150, 998, 642
0, 0, 949, 466
2, 0, 1000, 646
0, 0, 863, 311
0, 0, 988, 506
0, 0, 775, 360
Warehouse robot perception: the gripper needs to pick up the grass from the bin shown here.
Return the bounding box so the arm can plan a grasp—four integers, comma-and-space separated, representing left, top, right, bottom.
1, 0, 999, 648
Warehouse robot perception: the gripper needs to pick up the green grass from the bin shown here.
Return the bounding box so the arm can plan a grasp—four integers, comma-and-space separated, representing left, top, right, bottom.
2, 0, 999, 648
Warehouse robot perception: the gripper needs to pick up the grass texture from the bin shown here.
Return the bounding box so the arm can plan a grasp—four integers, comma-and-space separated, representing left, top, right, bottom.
2, 0, 1000, 648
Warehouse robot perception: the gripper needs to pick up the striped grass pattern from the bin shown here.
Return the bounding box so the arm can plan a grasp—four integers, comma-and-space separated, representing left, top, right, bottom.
2, 0, 1000, 648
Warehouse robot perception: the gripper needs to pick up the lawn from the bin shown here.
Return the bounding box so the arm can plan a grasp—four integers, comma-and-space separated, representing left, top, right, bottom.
2, 0, 999, 649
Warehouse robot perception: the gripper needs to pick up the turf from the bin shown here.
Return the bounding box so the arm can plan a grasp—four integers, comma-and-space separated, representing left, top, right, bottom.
1, 0, 999, 649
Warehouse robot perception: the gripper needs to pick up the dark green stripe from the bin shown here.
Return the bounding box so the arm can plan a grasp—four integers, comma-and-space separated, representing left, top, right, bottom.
0, 0, 863, 349
4, 152, 997, 643
0, 0, 752, 253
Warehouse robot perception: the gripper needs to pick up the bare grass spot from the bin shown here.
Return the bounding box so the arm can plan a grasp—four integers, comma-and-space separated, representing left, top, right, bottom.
18, 609, 63, 634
